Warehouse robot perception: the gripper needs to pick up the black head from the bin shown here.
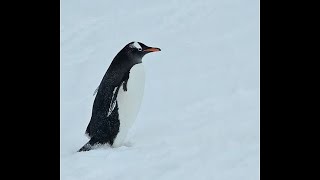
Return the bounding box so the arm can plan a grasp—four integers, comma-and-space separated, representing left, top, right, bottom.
120, 41, 161, 64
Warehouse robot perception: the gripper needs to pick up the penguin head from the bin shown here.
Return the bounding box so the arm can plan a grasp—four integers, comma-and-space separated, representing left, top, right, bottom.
123, 41, 161, 63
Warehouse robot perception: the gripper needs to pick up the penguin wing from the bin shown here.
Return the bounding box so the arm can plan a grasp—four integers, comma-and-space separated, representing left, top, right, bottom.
106, 70, 130, 116
105, 70, 130, 116
122, 70, 130, 91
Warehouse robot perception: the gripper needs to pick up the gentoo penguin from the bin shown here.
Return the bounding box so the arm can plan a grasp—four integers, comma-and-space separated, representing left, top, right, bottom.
78, 41, 161, 152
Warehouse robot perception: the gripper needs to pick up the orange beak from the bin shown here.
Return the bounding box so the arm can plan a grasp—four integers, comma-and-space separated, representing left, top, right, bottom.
143, 47, 161, 52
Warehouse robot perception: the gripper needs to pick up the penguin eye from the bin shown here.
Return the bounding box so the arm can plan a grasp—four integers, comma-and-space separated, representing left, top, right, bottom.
137, 48, 142, 51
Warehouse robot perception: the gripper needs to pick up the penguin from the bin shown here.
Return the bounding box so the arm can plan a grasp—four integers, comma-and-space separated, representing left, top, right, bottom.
78, 41, 161, 152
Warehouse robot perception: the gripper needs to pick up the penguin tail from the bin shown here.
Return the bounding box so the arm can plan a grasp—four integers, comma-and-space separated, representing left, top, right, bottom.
77, 137, 102, 152
78, 141, 93, 152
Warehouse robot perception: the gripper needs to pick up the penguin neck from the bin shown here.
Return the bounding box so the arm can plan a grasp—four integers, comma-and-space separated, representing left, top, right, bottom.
127, 52, 143, 64
112, 52, 143, 74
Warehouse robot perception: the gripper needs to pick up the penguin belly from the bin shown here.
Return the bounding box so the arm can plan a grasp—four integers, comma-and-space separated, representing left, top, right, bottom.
112, 63, 145, 147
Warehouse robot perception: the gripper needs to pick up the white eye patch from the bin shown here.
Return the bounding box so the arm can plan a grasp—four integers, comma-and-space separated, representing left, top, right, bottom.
132, 41, 142, 50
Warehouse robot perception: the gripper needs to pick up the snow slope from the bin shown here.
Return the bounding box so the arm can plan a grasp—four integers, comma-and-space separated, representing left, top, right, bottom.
60, 0, 259, 179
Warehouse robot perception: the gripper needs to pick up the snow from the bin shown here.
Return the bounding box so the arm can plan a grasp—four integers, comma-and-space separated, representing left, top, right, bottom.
60, 0, 259, 179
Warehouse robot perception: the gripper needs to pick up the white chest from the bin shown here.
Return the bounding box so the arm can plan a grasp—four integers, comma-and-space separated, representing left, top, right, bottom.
112, 63, 145, 147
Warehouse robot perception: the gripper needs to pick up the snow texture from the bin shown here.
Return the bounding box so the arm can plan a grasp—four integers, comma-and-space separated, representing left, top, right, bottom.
60, 0, 260, 179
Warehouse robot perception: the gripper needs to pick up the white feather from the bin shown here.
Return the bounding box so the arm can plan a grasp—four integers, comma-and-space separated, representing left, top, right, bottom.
107, 88, 118, 117
132, 41, 142, 49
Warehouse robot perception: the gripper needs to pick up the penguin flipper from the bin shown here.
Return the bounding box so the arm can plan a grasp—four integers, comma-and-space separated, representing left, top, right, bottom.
123, 80, 128, 91
122, 70, 130, 91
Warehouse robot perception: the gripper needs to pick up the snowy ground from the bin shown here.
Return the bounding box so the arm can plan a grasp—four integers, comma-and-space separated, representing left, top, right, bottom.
60, 0, 259, 179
